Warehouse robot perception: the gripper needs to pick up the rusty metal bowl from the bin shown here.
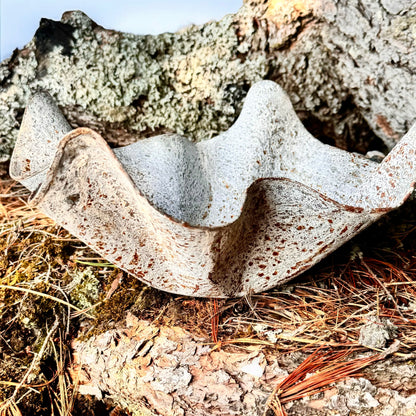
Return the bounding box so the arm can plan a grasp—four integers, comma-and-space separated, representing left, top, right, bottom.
10, 81, 416, 297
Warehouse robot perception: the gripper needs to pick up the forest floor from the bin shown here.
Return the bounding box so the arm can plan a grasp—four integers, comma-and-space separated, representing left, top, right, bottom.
1, 161, 416, 416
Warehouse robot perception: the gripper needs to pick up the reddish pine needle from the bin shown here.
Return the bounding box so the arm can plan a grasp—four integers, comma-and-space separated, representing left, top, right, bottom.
211, 298, 219, 343
264, 341, 400, 416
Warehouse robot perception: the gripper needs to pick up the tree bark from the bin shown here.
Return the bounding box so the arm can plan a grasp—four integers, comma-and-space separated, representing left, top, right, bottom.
1, 0, 416, 162
71, 313, 416, 416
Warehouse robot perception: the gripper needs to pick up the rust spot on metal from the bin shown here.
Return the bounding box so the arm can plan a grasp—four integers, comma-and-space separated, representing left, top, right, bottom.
24, 158, 31, 172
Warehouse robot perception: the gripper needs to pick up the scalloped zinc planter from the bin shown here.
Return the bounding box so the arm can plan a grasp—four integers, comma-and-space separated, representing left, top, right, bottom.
9, 81, 416, 297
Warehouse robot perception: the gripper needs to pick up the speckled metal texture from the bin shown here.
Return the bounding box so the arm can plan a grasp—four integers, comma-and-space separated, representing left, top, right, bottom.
9, 81, 416, 297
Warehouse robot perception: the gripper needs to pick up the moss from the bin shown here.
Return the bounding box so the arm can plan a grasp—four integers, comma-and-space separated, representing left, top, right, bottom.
83, 272, 169, 338
0, 224, 77, 354
69, 267, 102, 310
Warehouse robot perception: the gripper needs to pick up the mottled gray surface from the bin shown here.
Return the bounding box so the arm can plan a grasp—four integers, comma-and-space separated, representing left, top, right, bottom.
10, 81, 416, 297
1, 0, 416, 162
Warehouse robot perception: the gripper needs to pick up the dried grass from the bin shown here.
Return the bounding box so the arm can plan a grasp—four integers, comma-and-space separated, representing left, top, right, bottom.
48, 331, 78, 416
0, 399, 22, 416
0, 179, 105, 414
219, 249, 416, 354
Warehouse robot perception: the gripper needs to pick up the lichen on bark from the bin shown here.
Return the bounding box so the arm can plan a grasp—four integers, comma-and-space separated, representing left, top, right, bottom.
2, 0, 416, 162
0, 4, 268, 160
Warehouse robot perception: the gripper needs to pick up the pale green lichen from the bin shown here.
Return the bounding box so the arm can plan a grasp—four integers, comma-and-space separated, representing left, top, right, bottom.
0, 44, 38, 160
0, 6, 268, 161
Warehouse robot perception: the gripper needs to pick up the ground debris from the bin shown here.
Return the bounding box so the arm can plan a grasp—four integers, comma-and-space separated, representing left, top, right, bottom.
359, 316, 398, 349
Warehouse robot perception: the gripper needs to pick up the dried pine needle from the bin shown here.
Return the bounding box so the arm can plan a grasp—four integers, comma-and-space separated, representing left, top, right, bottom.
264, 341, 400, 416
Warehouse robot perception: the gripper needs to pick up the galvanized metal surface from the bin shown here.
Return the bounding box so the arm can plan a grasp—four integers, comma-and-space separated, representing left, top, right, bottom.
9, 81, 416, 297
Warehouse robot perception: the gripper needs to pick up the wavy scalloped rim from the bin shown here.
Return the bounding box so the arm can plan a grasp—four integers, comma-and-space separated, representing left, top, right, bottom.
9, 81, 416, 297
